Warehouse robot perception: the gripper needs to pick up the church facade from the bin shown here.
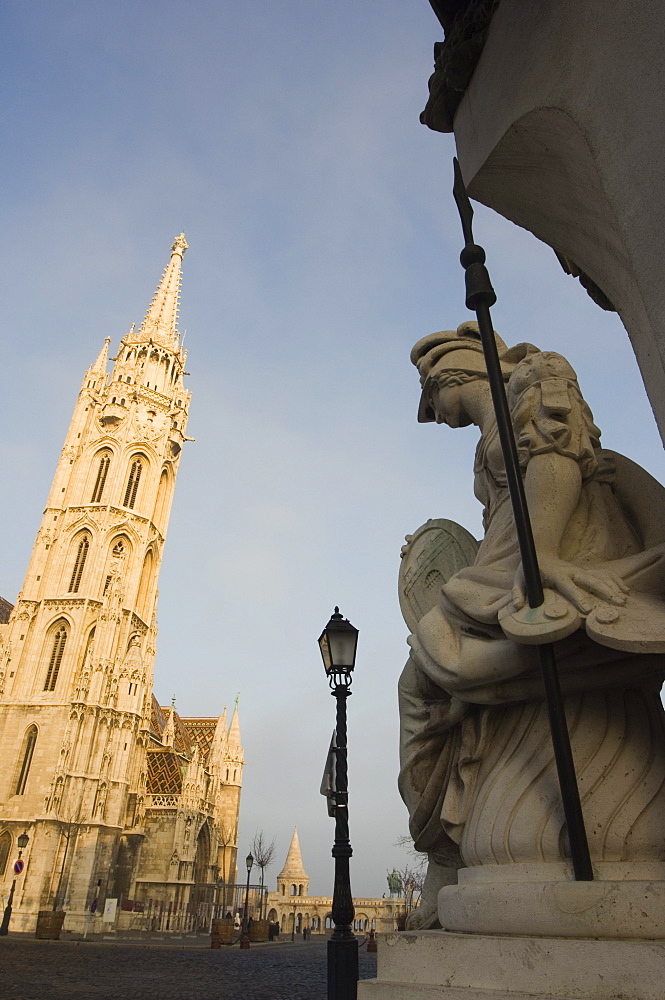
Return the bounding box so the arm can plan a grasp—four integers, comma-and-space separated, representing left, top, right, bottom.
0, 236, 243, 934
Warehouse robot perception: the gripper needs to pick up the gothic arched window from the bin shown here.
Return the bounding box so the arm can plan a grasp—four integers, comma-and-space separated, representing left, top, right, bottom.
50, 775, 64, 814
0, 831, 11, 876
90, 452, 111, 503
93, 782, 107, 819
80, 625, 95, 672
123, 458, 143, 509
15, 725, 38, 794
44, 622, 68, 691
154, 469, 170, 530
136, 550, 154, 620
68, 535, 90, 593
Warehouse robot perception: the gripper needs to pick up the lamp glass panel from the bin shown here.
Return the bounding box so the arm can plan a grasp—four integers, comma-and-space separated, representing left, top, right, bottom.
328, 629, 357, 668
318, 633, 332, 671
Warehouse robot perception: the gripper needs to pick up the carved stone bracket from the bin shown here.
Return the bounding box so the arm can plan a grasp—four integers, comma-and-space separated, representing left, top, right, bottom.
421, 0, 501, 133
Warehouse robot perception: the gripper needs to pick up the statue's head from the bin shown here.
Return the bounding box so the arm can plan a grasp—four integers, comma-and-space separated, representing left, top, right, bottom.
411, 321, 536, 423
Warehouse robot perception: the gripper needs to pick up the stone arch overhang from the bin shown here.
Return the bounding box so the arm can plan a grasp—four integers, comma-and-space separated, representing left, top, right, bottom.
103, 521, 142, 548
193, 819, 212, 884
0, 829, 12, 876
19, 719, 40, 738
41, 610, 76, 634
62, 516, 99, 540
83, 437, 120, 461
12, 723, 40, 796
153, 465, 173, 531
120, 441, 161, 466
196, 815, 213, 838
466, 108, 631, 318
460, 101, 665, 437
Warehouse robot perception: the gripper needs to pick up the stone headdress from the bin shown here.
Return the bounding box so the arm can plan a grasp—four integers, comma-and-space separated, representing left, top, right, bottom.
411, 320, 538, 422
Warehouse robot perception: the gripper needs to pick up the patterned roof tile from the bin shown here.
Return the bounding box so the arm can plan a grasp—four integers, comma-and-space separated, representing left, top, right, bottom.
146, 748, 184, 795
180, 718, 217, 763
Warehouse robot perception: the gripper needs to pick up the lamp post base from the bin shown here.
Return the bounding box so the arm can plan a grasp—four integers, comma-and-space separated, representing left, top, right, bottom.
328, 935, 359, 1000
0, 880, 17, 936
0, 903, 12, 936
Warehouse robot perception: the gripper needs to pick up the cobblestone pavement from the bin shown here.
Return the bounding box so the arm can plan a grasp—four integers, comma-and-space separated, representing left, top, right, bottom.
0, 937, 377, 1000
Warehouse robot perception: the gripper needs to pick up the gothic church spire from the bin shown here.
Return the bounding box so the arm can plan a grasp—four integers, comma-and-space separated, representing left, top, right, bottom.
130, 233, 188, 349
227, 696, 242, 756
89, 337, 111, 378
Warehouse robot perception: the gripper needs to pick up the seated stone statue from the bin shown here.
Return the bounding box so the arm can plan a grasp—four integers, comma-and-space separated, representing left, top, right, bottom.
399, 321, 665, 933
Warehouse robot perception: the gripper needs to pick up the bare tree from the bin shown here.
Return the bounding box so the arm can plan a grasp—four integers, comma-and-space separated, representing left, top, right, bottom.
52, 800, 89, 912
394, 833, 429, 880
394, 834, 427, 873
391, 865, 425, 929
251, 831, 277, 919
392, 835, 427, 927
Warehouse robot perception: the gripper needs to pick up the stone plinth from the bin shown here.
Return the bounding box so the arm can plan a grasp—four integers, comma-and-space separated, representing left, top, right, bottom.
357, 929, 665, 1000
359, 867, 665, 997
439, 863, 665, 939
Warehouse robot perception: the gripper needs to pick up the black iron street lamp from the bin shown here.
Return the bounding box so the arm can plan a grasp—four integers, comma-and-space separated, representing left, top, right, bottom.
240, 851, 253, 949
0, 831, 29, 936
318, 607, 359, 1000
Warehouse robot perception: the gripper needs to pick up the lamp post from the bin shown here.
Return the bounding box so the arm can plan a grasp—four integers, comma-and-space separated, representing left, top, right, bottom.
0, 831, 29, 936
240, 851, 253, 949
318, 607, 359, 1000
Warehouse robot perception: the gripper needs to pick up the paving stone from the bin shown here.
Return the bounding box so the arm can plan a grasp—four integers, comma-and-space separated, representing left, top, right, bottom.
0, 937, 377, 1000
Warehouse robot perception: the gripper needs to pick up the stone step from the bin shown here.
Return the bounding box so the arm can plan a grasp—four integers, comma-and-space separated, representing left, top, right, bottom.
358, 984, 578, 1000
359, 930, 665, 1000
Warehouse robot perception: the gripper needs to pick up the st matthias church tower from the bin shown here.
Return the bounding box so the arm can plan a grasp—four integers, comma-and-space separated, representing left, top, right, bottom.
0, 237, 243, 934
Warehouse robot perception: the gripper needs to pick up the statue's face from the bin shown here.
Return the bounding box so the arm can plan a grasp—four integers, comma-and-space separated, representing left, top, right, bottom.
429, 383, 473, 428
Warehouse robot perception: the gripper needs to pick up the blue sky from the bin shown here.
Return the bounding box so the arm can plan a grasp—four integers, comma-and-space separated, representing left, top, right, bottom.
1, 1, 663, 896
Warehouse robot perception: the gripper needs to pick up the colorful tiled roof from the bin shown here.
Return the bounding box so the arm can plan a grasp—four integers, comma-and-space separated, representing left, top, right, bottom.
151, 695, 209, 759
180, 718, 217, 763
146, 748, 184, 795
150, 695, 167, 739
162, 708, 193, 756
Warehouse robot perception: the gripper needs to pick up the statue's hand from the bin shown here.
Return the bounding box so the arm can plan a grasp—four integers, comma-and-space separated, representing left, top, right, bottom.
512, 557, 629, 615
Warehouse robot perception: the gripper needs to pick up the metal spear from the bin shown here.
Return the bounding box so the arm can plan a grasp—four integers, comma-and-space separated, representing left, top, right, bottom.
452, 157, 593, 881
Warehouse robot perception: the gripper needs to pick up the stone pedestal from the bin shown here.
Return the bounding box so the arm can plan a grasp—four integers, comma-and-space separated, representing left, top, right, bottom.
357, 929, 665, 999
439, 862, 665, 939
359, 867, 665, 999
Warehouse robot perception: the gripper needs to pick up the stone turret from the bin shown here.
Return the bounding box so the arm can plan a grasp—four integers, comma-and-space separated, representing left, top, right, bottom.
276, 828, 310, 898
210, 698, 243, 885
